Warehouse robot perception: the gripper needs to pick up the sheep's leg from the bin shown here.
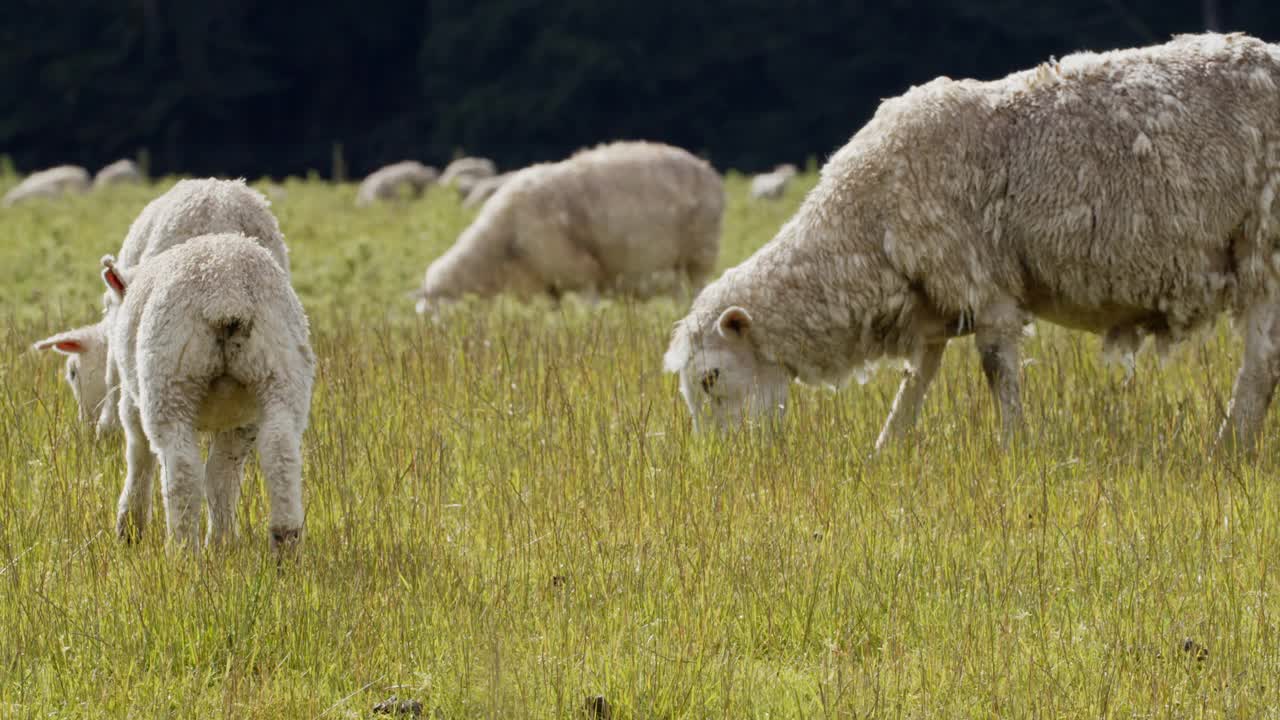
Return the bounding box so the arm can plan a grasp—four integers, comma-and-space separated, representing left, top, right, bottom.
115, 396, 155, 543
875, 341, 947, 451
147, 418, 204, 551
1218, 303, 1280, 456
256, 399, 305, 552
975, 303, 1026, 441
517, 226, 605, 298
204, 425, 257, 546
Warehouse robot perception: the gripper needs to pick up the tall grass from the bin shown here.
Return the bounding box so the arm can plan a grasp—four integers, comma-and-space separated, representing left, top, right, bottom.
2, 174, 1279, 717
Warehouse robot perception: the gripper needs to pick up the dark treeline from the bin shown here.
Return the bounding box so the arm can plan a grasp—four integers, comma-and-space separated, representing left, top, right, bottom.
1, 1, 1277, 178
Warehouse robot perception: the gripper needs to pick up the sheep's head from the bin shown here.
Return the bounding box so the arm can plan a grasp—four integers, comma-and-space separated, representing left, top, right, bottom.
414, 227, 542, 314
33, 322, 110, 428
31, 257, 130, 435
664, 306, 791, 431
413, 258, 457, 315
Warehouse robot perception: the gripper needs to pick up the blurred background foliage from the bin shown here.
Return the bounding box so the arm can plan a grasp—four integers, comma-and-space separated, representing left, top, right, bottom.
0, 0, 1276, 177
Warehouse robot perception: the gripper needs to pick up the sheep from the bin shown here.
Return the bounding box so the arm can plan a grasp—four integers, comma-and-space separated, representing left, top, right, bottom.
93, 159, 145, 188
749, 164, 798, 200
100, 234, 314, 550
461, 172, 514, 209
356, 161, 438, 206
2, 165, 90, 206
413, 141, 724, 312
440, 156, 498, 197
665, 32, 1280, 454
34, 178, 289, 436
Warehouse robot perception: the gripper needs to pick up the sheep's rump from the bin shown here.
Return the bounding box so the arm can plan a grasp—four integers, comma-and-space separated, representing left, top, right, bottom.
114, 234, 310, 431
500, 141, 724, 292
844, 33, 1280, 349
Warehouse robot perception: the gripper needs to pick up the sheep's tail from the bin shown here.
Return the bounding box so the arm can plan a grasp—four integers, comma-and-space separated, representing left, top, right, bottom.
202, 288, 257, 343
214, 316, 253, 342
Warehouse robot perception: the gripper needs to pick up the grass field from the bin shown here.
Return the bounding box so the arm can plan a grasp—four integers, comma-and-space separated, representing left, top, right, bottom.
3, 172, 1280, 718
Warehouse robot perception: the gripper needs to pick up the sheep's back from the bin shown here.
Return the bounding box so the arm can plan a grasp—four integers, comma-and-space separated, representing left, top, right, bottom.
2, 166, 90, 206
511, 142, 724, 275
834, 33, 1280, 334
117, 179, 289, 274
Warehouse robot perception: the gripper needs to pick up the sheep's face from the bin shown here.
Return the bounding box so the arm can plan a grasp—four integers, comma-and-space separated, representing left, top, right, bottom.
665, 306, 790, 431
33, 323, 109, 427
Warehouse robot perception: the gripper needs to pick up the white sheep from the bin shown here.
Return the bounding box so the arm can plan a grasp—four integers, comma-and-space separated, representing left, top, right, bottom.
3, 165, 90, 207
414, 141, 724, 311
93, 159, 145, 188
34, 178, 289, 435
749, 164, 798, 200
666, 33, 1280, 453
356, 161, 438, 206
101, 234, 314, 550
440, 156, 498, 197
461, 171, 514, 209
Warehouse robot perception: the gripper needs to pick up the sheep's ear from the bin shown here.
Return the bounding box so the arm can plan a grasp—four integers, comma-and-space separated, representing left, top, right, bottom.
33, 327, 96, 355
716, 306, 753, 339
100, 255, 126, 299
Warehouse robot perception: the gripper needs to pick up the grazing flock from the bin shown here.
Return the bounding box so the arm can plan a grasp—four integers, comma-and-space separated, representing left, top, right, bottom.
21, 32, 1280, 551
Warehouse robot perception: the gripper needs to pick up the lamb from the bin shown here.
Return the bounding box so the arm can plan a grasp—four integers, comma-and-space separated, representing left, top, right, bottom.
413, 141, 724, 312
100, 234, 314, 549
356, 161, 438, 206
439, 156, 498, 197
34, 178, 289, 435
2, 165, 90, 206
461, 171, 514, 209
665, 33, 1280, 454
749, 164, 798, 200
93, 159, 145, 188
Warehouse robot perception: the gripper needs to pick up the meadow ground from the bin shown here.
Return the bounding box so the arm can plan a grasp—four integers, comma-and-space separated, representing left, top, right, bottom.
2, 171, 1280, 718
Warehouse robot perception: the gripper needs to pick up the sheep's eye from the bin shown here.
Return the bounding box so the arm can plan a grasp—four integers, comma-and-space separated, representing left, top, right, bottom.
700, 368, 720, 394
68, 368, 78, 381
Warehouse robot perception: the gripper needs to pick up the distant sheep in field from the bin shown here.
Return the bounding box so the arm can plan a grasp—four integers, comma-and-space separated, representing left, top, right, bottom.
34, 179, 289, 438
665, 32, 1280, 454
440, 156, 498, 197
461, 171, 514, 209
356, 161, 438, 206
100, 234, 314, 550
413, 141, 724, 312
749, 164, 797, 200
93, 159, 145, 188
3, 165, 90, 206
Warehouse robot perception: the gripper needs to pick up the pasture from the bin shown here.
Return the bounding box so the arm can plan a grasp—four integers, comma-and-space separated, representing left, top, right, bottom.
2, 172, 1279, 717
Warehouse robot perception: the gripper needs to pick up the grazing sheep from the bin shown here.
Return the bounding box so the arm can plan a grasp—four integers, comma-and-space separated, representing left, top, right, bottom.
93, 159, 145, 188
414, 141, 723, 312
101, 234, 314, 549
356, 161, 438, 206
461, 172, 514, 209
749, 164, 798, 200
440, 156, 498, 197
665, 33, 1280, 453
3, 165, 90, 206
34, 179, 288, 436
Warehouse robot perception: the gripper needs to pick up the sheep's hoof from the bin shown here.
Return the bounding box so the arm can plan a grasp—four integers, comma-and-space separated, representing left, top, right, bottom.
115, 515, 144, 544
270, 527, 303, 553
